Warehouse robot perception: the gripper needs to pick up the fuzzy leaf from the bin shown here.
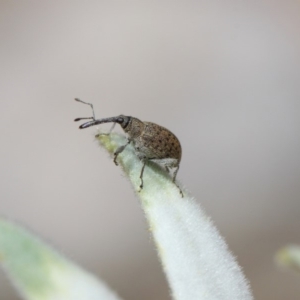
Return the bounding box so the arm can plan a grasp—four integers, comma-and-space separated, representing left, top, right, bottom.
96, 131, 253, 300
276, 245, 300, 273
0, 218, 123, 300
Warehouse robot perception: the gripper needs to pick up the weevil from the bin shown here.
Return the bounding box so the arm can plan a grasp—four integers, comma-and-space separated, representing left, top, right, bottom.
74, 98, 183, 197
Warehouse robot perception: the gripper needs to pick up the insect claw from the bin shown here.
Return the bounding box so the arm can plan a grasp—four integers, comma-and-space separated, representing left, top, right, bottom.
176, 185, 184, 198
113, 155, 119, 166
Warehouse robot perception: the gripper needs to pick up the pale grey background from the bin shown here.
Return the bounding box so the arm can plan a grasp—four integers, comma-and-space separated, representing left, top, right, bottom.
1, 1, 300, 299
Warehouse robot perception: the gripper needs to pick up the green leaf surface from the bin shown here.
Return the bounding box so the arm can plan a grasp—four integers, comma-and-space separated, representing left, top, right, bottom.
0, 218, 122, 300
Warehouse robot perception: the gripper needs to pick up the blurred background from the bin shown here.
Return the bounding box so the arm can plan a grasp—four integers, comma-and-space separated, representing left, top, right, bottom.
0, 1, 300, 299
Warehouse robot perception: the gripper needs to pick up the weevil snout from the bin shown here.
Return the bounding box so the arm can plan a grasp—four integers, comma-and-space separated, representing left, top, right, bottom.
75, 112, 131, 131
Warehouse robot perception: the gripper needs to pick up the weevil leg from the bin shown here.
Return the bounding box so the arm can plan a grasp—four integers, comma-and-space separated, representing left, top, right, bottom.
139, 159, 147, 191
109, 122, 117, 134
98, 122, 117, 136
114, 139, 131, 165
172, 165, 179, 182
177, 184, 184, 197
172, 165, 184, 198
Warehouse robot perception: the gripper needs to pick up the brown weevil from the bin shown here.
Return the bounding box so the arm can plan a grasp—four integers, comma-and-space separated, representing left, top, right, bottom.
74, 98, 183, 197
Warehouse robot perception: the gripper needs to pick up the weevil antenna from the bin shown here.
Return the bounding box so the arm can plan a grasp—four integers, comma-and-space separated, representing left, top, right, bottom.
74, 98, 96, 121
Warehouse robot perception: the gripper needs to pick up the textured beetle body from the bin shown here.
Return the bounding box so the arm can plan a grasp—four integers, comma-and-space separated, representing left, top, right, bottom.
74, 99, 182, 196
126, 118, 181, 161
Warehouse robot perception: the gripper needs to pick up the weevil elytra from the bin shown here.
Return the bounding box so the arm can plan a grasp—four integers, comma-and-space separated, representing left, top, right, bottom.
74, 98, 183, 197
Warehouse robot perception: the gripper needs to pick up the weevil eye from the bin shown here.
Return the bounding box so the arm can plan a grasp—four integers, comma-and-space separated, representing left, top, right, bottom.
117, 115, 131, 129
